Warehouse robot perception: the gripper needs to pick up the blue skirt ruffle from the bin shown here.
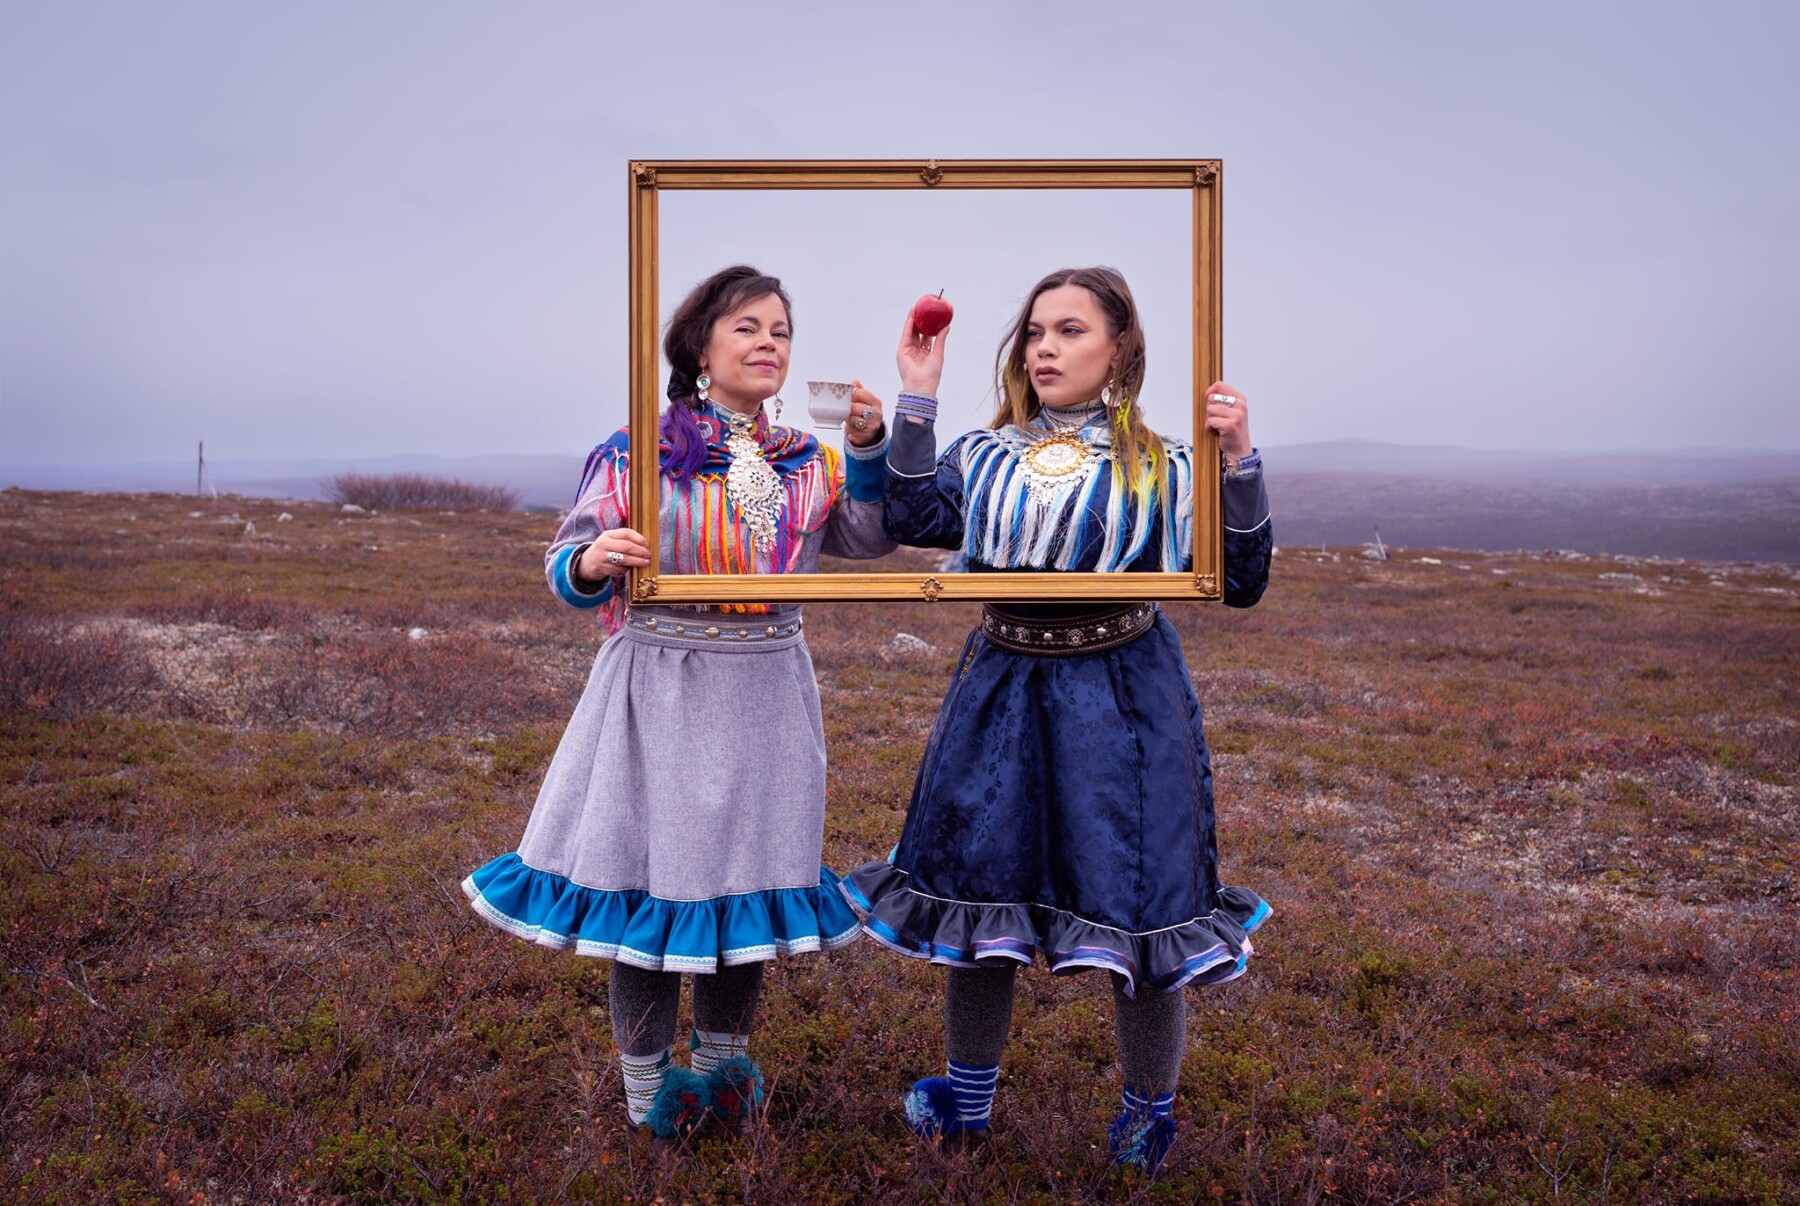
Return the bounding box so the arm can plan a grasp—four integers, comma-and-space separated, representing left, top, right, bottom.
464, 852, 863, 973
841, 612, 1270, 996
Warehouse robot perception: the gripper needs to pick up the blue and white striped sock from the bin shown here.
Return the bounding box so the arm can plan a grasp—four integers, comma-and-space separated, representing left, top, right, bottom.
947, 1060, 999, 1129
620, 1048, 672, 1126
1122, 1085, 1175, 1121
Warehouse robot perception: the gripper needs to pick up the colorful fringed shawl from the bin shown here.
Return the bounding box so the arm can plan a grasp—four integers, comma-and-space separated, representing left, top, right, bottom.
956, 423, 1194, 573
573, 409, 845, 629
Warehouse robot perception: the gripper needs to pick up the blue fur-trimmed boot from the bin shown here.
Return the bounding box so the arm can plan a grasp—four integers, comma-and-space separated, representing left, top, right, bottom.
705, 1053, 765, 1136
1108, 1087, 1176, 1173
903, 1076, 961, 1139
644, 1066, 713, 1140
904, 1076, 990, 1153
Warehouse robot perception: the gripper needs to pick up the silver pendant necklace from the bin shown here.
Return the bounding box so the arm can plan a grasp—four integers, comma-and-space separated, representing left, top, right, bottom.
723, 410, 784, 548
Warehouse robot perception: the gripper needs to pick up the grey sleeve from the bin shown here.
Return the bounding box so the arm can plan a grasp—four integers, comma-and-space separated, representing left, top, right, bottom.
887, 414, 941, 478
1222, 468, 1270, 534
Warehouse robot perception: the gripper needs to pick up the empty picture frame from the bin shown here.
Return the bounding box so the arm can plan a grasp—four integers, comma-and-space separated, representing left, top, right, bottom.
626, 158, 1225, 604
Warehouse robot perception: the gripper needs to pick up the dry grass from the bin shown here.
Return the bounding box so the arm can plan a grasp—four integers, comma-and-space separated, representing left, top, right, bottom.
2, 488, 1797, 1203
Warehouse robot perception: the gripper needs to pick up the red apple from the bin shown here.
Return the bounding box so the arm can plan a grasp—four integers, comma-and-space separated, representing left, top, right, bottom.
911, 291, 953, 338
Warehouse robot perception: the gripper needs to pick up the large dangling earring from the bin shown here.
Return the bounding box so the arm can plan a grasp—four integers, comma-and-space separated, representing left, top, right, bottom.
1101, 376, 1120, 409
769, 395, 783, 423
696, 373, 711, 403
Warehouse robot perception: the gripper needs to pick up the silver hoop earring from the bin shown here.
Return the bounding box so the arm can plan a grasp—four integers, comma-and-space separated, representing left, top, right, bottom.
1101, 379, 1118, 409
696, 374, 711, 402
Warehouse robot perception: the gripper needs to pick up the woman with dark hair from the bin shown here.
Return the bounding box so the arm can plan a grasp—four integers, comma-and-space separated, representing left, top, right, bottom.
842, 267, 1272, 1172
464, 265, 892, 1144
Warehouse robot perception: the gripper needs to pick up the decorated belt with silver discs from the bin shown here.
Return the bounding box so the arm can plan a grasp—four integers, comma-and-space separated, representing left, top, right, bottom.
978, 602, 1157, 657
625, 610, 802, 643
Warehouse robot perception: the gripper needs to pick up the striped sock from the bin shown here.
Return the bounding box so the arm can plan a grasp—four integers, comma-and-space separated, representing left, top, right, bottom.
690, 1029, 751, 1079
1122, 1085, 1175, 1121
947, 1060, 999, 1130
620, 1048, 672, 1126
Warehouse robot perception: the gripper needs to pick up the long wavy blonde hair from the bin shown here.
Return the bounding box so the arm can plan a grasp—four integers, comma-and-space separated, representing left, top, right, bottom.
992, 266, 1163, 499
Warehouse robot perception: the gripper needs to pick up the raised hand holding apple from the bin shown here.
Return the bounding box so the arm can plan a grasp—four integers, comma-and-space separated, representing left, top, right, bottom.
898, 290, 951, 398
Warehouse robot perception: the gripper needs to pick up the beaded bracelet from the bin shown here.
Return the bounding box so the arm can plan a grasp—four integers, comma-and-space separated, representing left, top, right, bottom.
1224, 447, 1262, 478
895, 392, 939, 423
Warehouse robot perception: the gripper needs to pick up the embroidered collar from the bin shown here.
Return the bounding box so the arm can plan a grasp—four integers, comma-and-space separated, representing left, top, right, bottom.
685, 403, 815, 476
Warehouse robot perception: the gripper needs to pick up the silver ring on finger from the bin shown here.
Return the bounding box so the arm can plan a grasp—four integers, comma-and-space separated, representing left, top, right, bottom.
605, 549, 626, 566
1209, 393, 1237, 407
852, 417, 868, 430
861, 406, 875, 420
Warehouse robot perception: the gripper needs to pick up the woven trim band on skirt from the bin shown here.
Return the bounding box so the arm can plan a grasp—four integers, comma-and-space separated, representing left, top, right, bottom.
979, 602, 1157, 657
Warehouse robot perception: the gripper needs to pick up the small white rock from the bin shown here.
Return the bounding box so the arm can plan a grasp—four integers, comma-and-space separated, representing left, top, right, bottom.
408, 627, 428, 641
277, 512, 294, 522
891, 633, 935, 653
341, 503, 367, 514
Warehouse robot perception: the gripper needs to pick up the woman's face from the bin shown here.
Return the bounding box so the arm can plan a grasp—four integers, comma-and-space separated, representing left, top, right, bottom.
1021, 284, 1120, 409
699, 292, 791, 412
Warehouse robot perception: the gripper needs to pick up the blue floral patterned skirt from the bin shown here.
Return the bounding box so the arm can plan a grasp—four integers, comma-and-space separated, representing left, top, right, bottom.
842, 610, 1269, 996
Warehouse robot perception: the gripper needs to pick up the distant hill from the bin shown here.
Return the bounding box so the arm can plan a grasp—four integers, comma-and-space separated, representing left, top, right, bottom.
1267, 440, 1800, 485
5, 441, 1798, 560
1267, 472, 1800, 563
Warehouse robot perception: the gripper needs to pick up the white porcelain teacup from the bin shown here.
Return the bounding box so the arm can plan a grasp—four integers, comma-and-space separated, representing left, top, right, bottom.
806, 380, 856, 429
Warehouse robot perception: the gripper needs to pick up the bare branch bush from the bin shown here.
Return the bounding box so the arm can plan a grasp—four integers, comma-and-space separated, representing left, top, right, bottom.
0, 608, 162, 717
326, 472, 519, 513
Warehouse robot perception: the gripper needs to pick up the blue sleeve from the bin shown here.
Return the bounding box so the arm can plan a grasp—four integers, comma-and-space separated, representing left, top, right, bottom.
843, 426, 890, 504
883, 416, 967, 550
548, 542, 616, 609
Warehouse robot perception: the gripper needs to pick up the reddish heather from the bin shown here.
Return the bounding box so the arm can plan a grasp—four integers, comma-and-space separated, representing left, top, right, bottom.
2, 488, 1795, 1202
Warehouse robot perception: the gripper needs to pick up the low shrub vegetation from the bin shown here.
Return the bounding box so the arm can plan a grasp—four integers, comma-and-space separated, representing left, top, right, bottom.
327, 471, 520, 513
2, 488, 1796, 1201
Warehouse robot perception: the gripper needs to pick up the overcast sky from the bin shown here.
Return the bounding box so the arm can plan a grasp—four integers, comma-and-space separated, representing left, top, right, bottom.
3, 1, 1796, 466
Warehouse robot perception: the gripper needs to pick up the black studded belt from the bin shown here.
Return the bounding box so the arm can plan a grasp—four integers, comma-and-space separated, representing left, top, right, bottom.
978, 602, 1157, 657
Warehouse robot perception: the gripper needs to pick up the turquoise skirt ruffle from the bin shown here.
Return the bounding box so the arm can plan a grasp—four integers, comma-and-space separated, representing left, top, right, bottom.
464, 852, 863, 973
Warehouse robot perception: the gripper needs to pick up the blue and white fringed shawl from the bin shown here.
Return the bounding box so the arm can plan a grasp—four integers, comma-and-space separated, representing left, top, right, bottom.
955, 423, 1195, 573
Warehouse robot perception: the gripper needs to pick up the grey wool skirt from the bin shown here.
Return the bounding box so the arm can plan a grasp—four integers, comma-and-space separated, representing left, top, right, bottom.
463, 608, 862, 971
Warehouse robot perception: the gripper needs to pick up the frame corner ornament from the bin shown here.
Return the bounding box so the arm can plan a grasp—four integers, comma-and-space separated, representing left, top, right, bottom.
1195, 572, 1219, 595
920, 576, 944, 602
1193, 162, 1218, 186
632, 162, 658, 188
631, 574, 660, 601
920, 159, 943, 187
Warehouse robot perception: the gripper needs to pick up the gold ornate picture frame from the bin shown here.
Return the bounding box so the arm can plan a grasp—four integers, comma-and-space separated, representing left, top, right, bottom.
627, 158, 1224, 604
